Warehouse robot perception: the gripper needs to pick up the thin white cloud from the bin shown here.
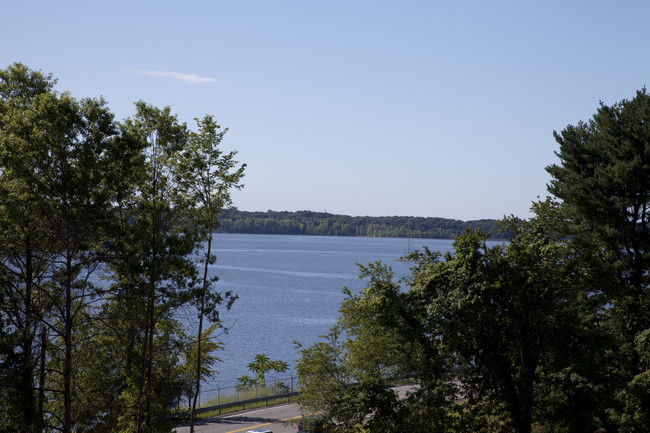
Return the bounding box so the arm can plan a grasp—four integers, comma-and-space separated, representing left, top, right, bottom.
133, 69, 216, 84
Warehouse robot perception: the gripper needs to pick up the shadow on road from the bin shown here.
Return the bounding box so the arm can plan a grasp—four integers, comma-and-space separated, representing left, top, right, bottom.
185, 415, 282, 427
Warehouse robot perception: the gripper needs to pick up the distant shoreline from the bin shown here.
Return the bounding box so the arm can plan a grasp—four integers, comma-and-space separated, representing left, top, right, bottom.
217, 209, 509, 240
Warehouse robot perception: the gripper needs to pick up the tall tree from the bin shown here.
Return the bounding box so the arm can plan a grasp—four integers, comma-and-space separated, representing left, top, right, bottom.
0, 62, 56, 433
546, 87, 650, 431
112, 102, 206, 432
547, 88, 650, 340
0, 62, 129, 433
175, 115, 244, 432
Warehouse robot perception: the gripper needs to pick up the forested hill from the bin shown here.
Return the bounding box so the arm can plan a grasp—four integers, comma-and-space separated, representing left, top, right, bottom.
217, 209, 504, 239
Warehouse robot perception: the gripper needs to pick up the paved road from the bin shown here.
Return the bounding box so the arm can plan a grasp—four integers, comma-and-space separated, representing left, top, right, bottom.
173, 403, 302, 433
173, 386, 415, 433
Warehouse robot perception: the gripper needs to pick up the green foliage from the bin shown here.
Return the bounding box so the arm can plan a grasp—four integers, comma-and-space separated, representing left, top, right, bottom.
0, 62, 135, 433
547, 88, 650, 337
238, 353, 289, 388
180, 324, 224, 405
619, 329, 650, 432
174, 114, 244, 432
107, 101, 201, 432
547, 88, 650, 432
296, 260, 456, 433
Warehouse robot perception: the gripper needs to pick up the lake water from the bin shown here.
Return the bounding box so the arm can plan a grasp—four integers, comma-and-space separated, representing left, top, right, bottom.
192, 233, 466, 391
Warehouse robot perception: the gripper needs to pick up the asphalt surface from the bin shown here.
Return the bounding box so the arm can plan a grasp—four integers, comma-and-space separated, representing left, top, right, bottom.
172, 403, 303, 433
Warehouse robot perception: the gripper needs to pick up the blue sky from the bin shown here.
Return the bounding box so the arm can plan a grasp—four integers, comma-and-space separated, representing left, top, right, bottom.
2, 1, 649, 220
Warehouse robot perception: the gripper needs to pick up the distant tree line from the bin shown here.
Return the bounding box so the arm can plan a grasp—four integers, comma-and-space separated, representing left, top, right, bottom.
217, 209, 504, 239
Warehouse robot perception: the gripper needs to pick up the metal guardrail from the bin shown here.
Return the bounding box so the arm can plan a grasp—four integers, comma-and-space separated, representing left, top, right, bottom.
192, 391, 298, 416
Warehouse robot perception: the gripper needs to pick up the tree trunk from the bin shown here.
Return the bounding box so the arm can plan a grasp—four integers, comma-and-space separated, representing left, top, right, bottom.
136, 293, 154, 433
21, 240, 37, 432
190, 225, 213, 433
145, 292, 155, 428
38, 325, 47, 433
63, 253, 73, 433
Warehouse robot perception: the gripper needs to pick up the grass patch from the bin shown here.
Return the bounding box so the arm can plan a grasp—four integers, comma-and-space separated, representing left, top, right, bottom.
171, 388, 297, 424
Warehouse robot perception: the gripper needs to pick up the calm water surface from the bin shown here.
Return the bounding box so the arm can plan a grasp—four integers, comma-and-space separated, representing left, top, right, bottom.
195, 234, 465, 390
